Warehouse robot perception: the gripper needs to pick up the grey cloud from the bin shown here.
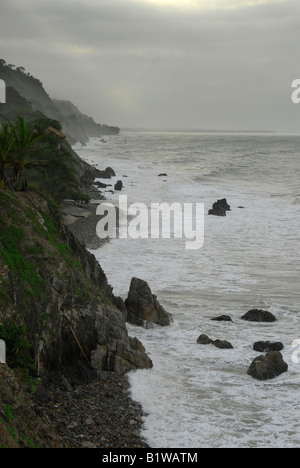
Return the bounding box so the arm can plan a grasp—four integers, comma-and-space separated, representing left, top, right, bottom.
0, 0, 300, 131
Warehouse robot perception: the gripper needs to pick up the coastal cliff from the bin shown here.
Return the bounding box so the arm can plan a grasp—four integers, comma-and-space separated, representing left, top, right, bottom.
0, 170, 153, 447
0, 58, 155, 448
0, 59, 120, 143
0, 187, 152, 375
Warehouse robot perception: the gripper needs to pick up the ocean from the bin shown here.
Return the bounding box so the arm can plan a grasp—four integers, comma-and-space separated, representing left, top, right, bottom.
73, 131, 300, 448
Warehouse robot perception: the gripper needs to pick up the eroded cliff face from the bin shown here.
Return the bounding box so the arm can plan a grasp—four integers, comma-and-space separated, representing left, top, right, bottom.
0, 189, 152, 377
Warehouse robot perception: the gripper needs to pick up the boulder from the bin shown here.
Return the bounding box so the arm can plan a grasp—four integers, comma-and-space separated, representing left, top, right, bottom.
211, 315, 233, 322
208, 198, 231, 216
197, 334, 213, 345
213, 339, 233, 349
253, 341, 284, 352
247, 351, 288, 380
97, 167, 116, 179
125, 277, 173, 328
241, 309, 277, 322
114, 180, 123, 191
196, 334, 233, 349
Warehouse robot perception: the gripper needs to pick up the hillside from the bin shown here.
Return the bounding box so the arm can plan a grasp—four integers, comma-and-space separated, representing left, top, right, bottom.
0, 182, 152, 448
0, 61, 152, 448
0, 59, 120, 143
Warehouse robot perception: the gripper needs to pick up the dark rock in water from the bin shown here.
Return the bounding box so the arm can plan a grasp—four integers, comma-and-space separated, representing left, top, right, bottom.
247, 351, 288, 380
114, 180, 123, 191
97, 167, 116, 179
158, 173, 168, 177
253, 341, 284, 352
211, 315, 233, 322
208, 207, 226, 216
197, 334, 213, 345
213, 339, 233, 349
196, 334, 233, 349
241, 309, 277, 322
208, 198, 231, 216
125, 277, 173, 328
94, 181, 111, 189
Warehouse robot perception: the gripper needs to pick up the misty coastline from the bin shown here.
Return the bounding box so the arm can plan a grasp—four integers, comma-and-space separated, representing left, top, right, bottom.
1, 0, 300, 443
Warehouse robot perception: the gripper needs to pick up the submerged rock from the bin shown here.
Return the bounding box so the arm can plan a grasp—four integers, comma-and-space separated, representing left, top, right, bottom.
208, 198, 231, 216
211, 315, 233, 322
94, 181, 111, 189
241, 309, 277, 322
247, 351, 288, 380
125, 277, 173, 328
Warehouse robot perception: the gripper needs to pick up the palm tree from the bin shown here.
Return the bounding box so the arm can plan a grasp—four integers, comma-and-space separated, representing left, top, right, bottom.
11, 117, 47, 190
0, 115, 83, 202
0, 117, 47, 190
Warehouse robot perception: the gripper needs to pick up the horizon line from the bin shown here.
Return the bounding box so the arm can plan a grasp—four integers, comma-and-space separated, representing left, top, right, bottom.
121, 127, 277, 134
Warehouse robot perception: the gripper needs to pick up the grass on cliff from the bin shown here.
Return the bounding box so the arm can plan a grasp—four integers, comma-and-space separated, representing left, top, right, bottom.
0, 222, 44, 298
0, 186, 104, 378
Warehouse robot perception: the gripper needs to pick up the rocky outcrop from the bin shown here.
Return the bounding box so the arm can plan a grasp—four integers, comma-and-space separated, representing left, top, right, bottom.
241, 309, 277, 322
247, 351, 288, 380
125, 277, 173, 328
208, 198, 231, 216
97, 167, 116, 179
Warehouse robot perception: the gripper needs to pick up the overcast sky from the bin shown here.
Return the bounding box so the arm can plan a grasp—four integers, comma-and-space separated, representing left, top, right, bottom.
0, 0, 300, 132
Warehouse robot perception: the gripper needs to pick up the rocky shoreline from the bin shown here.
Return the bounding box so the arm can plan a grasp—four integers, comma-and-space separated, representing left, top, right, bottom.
36, 369, 150, 448
46, 174, 152, 448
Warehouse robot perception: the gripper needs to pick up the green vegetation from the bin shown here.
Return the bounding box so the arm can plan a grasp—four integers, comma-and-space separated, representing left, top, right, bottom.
0, 115, 88, 203
0, 217, 44, 297
0, 321, 33, 373
0, 116, 47, 190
